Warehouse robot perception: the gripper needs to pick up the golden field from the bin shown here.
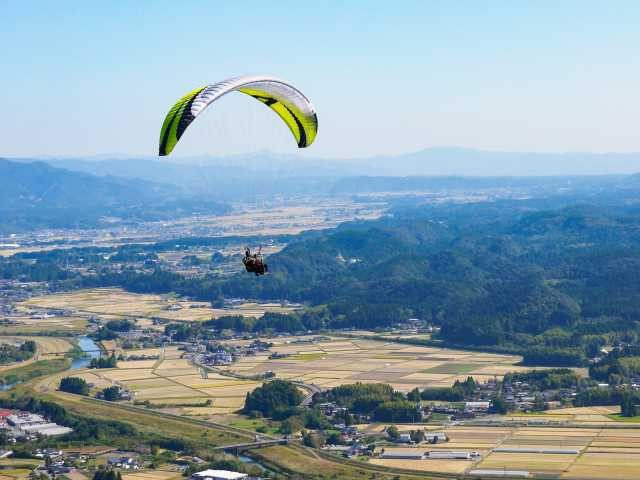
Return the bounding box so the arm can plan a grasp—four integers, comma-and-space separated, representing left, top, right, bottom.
220, 336, 529, 392
21, 288, 298, 324
369, 425, 640, 479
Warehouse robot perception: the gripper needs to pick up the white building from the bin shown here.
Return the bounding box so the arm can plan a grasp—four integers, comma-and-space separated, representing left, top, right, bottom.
380, 450, 425, 460
191, 470, 248, 480
469, 470, 530, 478
464, 401, 490, 413
427, 451, 476, 460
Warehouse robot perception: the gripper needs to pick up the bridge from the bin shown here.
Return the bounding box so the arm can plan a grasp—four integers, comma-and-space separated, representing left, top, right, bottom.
42, 349, 116, 356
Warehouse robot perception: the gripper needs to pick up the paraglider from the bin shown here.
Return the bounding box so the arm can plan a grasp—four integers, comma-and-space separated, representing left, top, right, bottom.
158, 75, 318, 156
242, 247, 268, 276
159, 75, 318, 276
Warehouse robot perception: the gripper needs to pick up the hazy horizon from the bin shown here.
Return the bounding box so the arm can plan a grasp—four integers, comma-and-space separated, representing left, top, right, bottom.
3, 1, 640, 164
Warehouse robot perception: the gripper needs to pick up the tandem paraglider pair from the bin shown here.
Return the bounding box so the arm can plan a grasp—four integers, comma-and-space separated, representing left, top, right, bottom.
158, 75, 318, 276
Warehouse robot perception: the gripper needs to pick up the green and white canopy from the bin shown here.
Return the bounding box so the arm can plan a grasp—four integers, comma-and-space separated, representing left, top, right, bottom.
159, 75, 318, 156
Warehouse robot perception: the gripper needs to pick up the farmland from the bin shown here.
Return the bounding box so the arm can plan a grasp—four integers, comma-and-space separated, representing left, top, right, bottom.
20, 288, 298, 326
367, 424, 640, 478
219, 336, 530, 392
58, 345, 260, 416
0, 336, 73, 372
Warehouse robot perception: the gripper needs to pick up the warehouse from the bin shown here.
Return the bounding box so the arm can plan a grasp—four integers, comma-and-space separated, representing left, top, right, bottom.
190, 469, 248, 480
468, 469, 530, 478
426, 450, 478, 460
380, 450, 425, 460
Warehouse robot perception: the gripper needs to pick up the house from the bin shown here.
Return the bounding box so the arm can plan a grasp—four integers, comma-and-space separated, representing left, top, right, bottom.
424, 431, 448, 443
190, 470, 249, 480
464, 401, 490, 414
397, 433, 412, 443
107, 457, 140, 470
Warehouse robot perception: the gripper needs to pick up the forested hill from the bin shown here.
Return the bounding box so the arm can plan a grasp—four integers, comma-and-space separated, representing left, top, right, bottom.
211, 201, 640, 364
0, 159, 229, 232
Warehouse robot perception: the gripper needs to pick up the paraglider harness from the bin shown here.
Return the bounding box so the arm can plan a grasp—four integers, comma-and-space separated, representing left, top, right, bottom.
243, 247, 268, 276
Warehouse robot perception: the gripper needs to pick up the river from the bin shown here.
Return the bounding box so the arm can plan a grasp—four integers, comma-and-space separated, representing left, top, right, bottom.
0, 335, 103, 391
71, 335, 103, 369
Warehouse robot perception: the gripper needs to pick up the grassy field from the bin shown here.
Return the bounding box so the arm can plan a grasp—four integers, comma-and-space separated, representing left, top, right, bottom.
0, 458, 41, 480
0, 358, 70, 385
0, 336, 74, 373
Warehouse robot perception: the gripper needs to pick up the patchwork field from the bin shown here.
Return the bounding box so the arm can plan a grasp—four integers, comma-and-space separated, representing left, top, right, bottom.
0, 311, 87, 334
368, 425, 640, 479
505, 405, 623, 425
72, 345, 259, 415
21, 288, 298, 325
220, 336, 529, 392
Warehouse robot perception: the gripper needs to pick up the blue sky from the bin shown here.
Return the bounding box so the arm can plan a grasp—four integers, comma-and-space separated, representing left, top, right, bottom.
2, 1, 639, 158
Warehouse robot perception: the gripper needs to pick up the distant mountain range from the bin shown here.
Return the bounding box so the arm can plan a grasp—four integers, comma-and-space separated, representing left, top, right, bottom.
3, 148, 640, 232
8, 148, 640, 195
0, 159, 229, 232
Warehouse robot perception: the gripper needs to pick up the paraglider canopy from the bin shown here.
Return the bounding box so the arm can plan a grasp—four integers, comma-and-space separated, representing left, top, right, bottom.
159, 75, 318, 156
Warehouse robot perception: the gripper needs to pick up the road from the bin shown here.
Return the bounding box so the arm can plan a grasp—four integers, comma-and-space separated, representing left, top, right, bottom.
292, 381, 322, 406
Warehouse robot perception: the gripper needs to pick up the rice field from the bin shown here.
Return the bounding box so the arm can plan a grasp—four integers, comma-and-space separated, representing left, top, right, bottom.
122, 470, 182, 480
83, 345, 259, 415
368, 425, 640, 479
505, 405, 623, 424
219, 336, 529, 392
20, 288, 299, 324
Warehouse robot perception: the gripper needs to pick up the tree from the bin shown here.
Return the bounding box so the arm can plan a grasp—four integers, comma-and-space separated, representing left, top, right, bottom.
101, 386, 121, 401
490, 396, 508, 414
407, 388, 421, 402
533, 394, 546, 412
280, 416, 304, 435
386, 425, 399, 441
410, 429, 425, 443
302, 430, 323, 448
243, 380, 303, 418
621, 391, 640, 417
59, 377, 89, 396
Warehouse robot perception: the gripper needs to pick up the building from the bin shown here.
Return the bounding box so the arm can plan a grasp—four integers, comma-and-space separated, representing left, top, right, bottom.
7, 413, 47, 428
464, 401, 490, 413
7, 412, 72, 437
380, 450, 425, 460
426, 451, 477, 460
468, 470, 530, 478
191, 470, 248, 480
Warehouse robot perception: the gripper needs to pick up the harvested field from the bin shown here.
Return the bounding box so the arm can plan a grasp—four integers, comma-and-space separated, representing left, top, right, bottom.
370, 457, 472, 474
88, 348, 259, 415
123, 469, 189, 480
20, 288, 299, 324
218, 335, 536, 392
